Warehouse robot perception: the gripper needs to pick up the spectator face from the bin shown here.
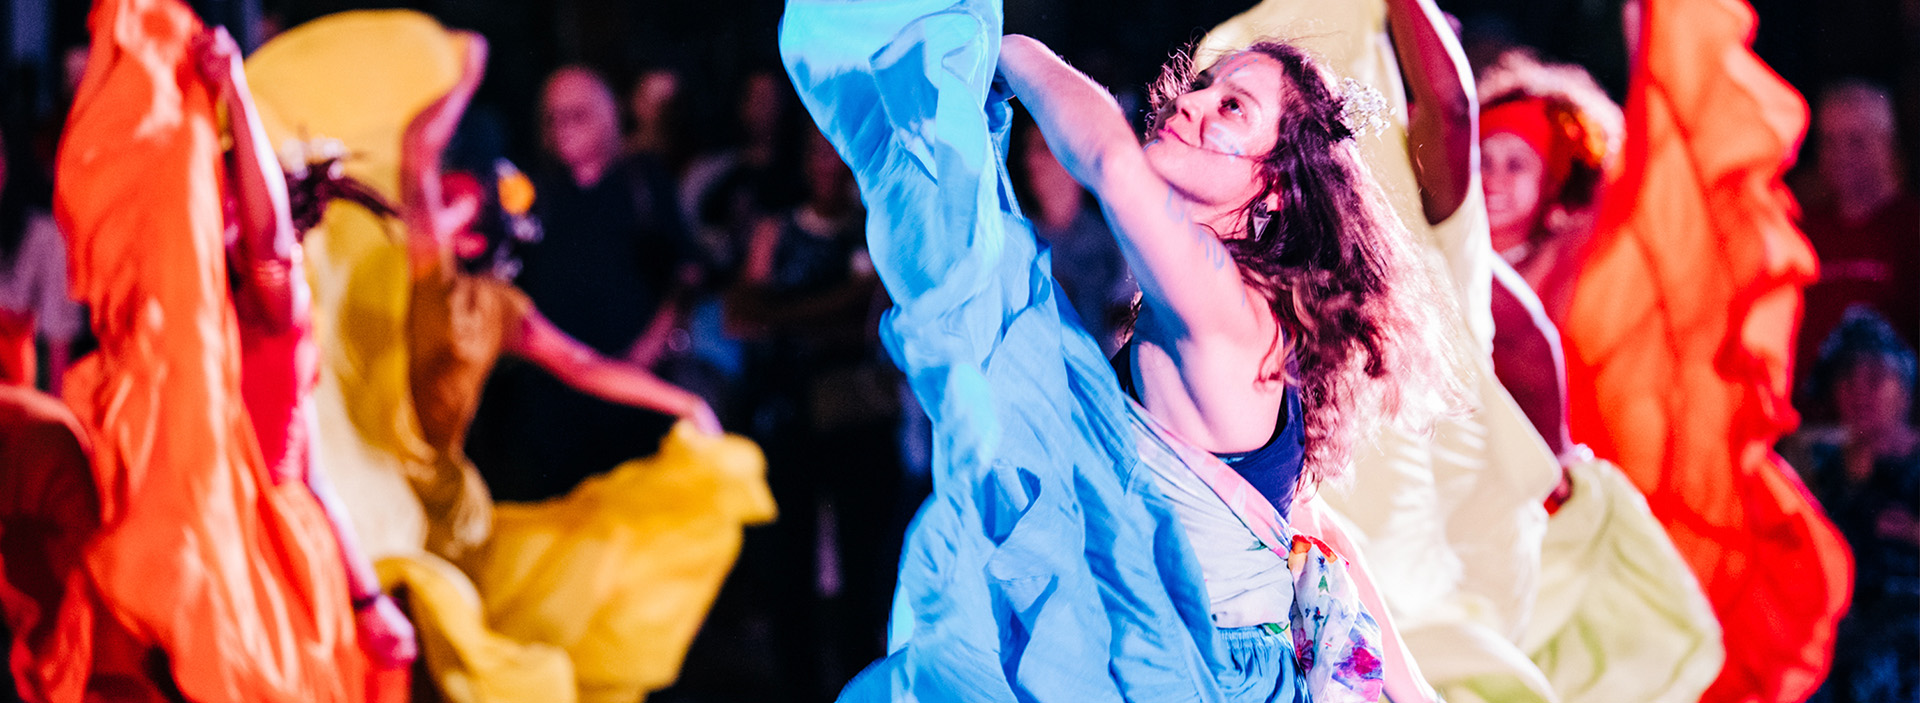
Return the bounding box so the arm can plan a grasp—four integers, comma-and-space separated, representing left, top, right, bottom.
740, 72, 784, 144
630, 69, 680, 128
1834, 358, 1913, 435
63, 46, 89, 101
542, 69, 621, 173
1816, 87, 1901, 207
1481, 131, 1547, 252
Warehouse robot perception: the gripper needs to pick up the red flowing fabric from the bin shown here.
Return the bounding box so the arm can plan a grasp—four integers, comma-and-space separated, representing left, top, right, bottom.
0, 310, 33, 386
0, 385, 96, 703
1560, 0, 1851, 702
49, 0, 371, 700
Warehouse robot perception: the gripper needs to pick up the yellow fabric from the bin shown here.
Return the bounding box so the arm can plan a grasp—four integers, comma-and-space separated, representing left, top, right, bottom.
376, 554, 577, 703
246, 15, 775, 703
1521, 458, 1723, 703
1203, 3, 1562, 703
245, 11, 468, 562
462, 423, 777, 703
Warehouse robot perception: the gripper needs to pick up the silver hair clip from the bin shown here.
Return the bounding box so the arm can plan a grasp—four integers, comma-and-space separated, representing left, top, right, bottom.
1338, 78, 1390, 138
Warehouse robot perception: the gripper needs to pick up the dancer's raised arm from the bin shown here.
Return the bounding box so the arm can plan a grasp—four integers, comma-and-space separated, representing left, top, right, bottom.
197, 26, 302, 332
998, 35, 1271, 343
1384, 0, 1477, 225
400, 33, 488, 279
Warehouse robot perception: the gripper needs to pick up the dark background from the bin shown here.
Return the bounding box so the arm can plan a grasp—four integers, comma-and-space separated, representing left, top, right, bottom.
7, 0, 1913, 184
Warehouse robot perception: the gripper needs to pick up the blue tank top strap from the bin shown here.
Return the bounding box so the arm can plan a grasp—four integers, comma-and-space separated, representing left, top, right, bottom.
1111, 342, 1306, 518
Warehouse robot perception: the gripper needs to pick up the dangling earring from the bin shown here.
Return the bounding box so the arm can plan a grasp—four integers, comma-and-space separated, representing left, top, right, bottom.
1251, 200, 1273, 238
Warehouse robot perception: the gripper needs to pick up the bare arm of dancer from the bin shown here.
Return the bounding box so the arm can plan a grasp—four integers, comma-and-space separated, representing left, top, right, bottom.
195, 26, 417, 667
195, 27, 301, 333
507, 309, 723, 435
303, 433, 419, 667
399, 33, 488, 280
1384, 0, 1477, 225
998, 35, 1271, 344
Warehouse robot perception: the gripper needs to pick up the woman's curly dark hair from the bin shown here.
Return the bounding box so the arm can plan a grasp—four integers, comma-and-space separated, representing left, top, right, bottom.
1148, 42, 1466, 486
1809, 305, 1917, 408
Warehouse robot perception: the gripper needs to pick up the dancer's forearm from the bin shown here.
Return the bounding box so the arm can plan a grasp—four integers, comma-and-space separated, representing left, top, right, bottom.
303, 451, 382, 603
198, 27, 303, 332
511, 310, 721, 434
999, 35, 1267, 341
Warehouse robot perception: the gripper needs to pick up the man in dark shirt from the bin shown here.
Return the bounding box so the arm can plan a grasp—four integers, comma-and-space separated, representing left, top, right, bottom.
469, 66, 693, 500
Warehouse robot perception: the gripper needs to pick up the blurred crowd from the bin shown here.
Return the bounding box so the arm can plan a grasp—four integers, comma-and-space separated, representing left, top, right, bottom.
0, 0, 1913, 701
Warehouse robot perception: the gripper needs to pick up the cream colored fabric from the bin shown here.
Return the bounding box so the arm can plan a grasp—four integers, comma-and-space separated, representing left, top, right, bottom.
1203, 3, 1562, 702
1522, 458, 1723, 703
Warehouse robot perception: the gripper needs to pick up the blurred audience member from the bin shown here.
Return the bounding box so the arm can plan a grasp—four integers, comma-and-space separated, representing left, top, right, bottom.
625, 67, 691, 173
651, 69, 806, 430
727, 129, 897, 702
0, 125, 81, 392
1012, 115, 1136, 355
468, 65, 695, 501
1796, 81, 1918, 413
682, 69, 801, 280
1785, 307, 1919, 703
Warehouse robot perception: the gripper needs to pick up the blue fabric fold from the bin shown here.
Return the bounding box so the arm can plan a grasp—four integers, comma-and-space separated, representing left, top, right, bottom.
779, 2, 1309, 700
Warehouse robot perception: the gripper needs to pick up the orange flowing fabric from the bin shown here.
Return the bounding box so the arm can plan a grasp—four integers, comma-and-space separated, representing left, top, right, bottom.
1560, 0, 1851, 702
50, 0, 370, 700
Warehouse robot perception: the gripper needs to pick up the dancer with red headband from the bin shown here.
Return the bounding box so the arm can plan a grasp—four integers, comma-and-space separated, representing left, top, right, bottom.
1476, 52, 1619, 320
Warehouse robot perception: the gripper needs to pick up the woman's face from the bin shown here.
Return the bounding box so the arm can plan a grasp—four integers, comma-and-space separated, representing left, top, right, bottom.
1481, 131, 1547, 251
1144, 52, 1287, 214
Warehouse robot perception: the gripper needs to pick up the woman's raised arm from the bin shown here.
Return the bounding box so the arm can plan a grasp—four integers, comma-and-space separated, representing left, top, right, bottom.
1384, 0, 1477, 225
998, 35, 1266, 342
399, 33, 488, 279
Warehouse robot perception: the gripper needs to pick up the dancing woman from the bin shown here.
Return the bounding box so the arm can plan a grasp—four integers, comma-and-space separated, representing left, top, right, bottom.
395, 35, 721, 558
194, 24, 422, 669
1475, 51, 1620, 319
781, 0, 1459, 700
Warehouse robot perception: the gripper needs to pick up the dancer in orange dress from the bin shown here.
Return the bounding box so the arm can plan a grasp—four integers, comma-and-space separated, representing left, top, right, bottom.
43, 0, 400, 698
193, 24, 418, 672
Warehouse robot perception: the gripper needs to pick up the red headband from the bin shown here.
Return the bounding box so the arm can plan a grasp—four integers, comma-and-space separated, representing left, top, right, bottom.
1480, 97, 1573, 196
1480, 96, 1607, 203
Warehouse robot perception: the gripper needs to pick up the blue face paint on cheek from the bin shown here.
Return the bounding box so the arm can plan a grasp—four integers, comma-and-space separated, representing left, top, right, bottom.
1205, 124, 1248, 157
